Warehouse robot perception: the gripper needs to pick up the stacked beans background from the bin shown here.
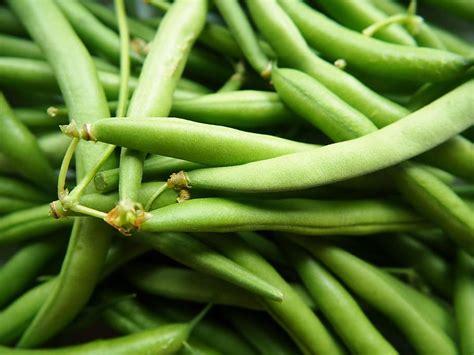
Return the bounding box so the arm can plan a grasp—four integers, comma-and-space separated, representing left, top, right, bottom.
0, 0, 473, 354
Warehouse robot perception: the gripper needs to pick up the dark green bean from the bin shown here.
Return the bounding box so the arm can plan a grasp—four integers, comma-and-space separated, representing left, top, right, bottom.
292, 237, 457, 355
454, 250, 474, 355
0, 176, 49, 202
0, 235, 65, 308
141, 197, 427, 236
0, 34, 42, 59
431, 26, 474, 56
379, 234, 453, 298
135, 232, 283, 301
152, 301, 258, 355
0, 93, 55, 191
238, 231, 287, 266
194, 233, 344, 355
423, 0, 474, 22
227, 310, 299, 355
317, 0, 416, 46
126, 265, 263, 310
9, 0, 117, 348
55, 0, 142, 65
0, 197, 36, 215
277, 0, 472, 82
284, 242, 397, 355
0, 7, 25, 36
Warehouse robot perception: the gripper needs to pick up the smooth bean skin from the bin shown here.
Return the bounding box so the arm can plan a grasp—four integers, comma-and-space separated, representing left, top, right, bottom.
432, 26, 474, 57
292, 237, 457, 355
13, 108, 68, 128
454, 251, 474, 355
0, 34, 43, 59
227, 310, 299, 355
0, 323, 195, 354
0, 280, 55, 345
170, 91, 293, 128
381, 235, 453, 299
119, 0, 207, 203
80, 117, 313, 167
9, 0, 116, 348
127, 265, 263, 310
195, 233, 344, 355
284, 242, 397, 355
135, 232, 283, 301
277, 0, 472, 82
272, 67, 474, 255
184, 80, 474, 194
0, 7, 25, 35
0, 236, 64, 308
0, 93, 55, 191
142, 197, 427, 239
316, 0, 416, 46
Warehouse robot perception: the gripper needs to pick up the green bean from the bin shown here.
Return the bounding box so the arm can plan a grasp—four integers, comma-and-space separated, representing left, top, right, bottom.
380, 235, 453, 299
35, 132, 71, 168
215, 0, 270, 77
277, 0, 472, 82
118, 0, 207, 205
0, 236, 65, 308
227, 310, 299, 355
0, 34, 42, 59
292, 236, 457, 355
180, 80, 474, 201
316, 0, 416, 46
141, 197, 427, 236
68, 117, 313, 166
423, 0, 474, 22
171, 91, 293, 128
454, 250, 474, 355
95, 155, 204, 193
0, 280, 56, 345
0, 177, 49, 202
431, 26, 474, 57
0, 197, 36, 215
284, 242, 397, 355
55, 0, 142, 65
369, 0, 446, 49
0, 240, 146, 344
0, 93, 55, 191
247, 0, 474, 180
80, 0, 231, 84
0, 58, 199, 101
194, 233, 344, 355
135, 232, 283, 301
156, 302, 258, 355
13, 108, 68, 128
376, 267, 455, 338
126, 265, 263, 310
271, 67, 474, 257
0, 319, 203, 354
9, 0, 117, 348
0, 7, 25, 36
238, 231, 287, 266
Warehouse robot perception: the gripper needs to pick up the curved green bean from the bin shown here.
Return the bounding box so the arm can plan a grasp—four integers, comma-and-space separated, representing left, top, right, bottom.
277, 0, 472, 82
292, 237, 457, 355
0, 171, 50, 202
316, 0, 416, 46
0, 197, 36, 215
0, 236, 64, 308
135, 232, 283, 301
0, 34, 42, 59
0, 7, 25, 36
194, 233, 344, 355
284, 242, 397, 355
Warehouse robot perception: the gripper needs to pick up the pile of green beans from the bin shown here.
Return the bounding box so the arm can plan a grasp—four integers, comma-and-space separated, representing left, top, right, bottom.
0, 0, 473, 353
